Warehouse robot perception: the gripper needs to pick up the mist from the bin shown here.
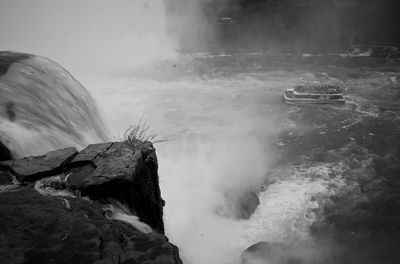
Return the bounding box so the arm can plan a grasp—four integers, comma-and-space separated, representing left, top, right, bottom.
80, 70, 345, 264
1, 0, 399, 264
168, 0, 400, 53
0, 0, 176, 73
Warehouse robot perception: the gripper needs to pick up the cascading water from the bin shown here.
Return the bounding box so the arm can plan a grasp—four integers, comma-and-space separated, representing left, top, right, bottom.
81, 70, 352, 264
0, 52, 110, 159
0, 0, 177, 157
2, 1, 398, 264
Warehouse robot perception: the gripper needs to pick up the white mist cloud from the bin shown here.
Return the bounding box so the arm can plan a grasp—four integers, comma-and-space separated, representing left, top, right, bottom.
80, 72, 294, 264
0, 1, 348, 263
159, 135, 271, 264
0, 0, 177, 73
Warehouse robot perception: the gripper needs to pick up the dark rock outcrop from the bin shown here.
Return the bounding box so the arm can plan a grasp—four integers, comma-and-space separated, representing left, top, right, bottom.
1, 147, 78, 182
221, 188, 260, 220
0, 141, 12, 161
66, 141, 165, 233
0, 141, 181, 264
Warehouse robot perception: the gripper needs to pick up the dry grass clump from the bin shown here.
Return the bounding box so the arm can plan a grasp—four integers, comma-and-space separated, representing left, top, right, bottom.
122, 119, 167, 148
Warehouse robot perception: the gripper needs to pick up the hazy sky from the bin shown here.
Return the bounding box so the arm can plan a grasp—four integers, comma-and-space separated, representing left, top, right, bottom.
0, 0, 176, 72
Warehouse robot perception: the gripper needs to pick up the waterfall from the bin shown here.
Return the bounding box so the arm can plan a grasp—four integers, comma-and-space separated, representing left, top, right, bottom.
0, 52, 110, 158
0, 0, 177, 73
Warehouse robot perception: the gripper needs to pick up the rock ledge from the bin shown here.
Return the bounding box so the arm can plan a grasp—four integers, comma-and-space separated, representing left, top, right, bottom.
0, 141, 181, 264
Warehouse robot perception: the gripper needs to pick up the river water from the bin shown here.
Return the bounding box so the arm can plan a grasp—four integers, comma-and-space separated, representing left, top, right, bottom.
2, 1, 399, 263
79, 52, 400, 264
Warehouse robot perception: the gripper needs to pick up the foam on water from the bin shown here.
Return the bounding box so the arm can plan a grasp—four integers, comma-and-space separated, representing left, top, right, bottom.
34, 174, 76, 198
80, 68, 352, 264
0, 2, 371, 262
104, 201, 153, 234
0, 171, 20, 192
244, 180, 326, 243
243, 163, 346, 246
34, 175, 153, 233
0, 120, 89, 158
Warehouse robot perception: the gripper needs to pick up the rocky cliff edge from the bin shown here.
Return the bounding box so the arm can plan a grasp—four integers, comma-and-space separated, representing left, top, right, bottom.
0, 140, 182, 264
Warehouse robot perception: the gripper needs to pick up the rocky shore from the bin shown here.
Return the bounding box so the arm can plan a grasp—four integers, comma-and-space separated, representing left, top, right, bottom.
0, 140, 182, 264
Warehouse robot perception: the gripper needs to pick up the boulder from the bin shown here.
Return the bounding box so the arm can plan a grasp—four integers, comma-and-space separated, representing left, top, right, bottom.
220, 188, 260, 220
0, 188, 180, 264
0, 147, 77, 182
0, 141, 181, 264
66, 141, 164, 233
235, 190, 260, 219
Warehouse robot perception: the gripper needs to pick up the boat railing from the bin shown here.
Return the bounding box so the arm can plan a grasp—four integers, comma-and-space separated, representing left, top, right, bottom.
294, 84, 342, 94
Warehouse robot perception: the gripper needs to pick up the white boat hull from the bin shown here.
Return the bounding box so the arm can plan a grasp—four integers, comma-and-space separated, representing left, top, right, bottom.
283, 91, 345, 105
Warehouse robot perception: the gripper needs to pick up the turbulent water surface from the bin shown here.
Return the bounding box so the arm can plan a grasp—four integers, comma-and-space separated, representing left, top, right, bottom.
78, 52, 400, 264
2, 1, 400, 264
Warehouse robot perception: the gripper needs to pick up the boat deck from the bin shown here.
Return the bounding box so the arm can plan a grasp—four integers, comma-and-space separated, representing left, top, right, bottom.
283, 88, 345, 104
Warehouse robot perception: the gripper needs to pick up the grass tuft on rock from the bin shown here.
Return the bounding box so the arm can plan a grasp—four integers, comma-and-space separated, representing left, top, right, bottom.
123, 119, 167, 148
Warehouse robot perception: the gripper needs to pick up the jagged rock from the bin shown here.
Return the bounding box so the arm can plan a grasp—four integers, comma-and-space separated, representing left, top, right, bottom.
0, 170, 13, 185
66, 141, 164, 233
0, 147, 77, 182
0, 187, 180, 264
0, 141, 181, 263
0, 141, 12, 161
68, 142, 142, 188
69, 142, 113, 165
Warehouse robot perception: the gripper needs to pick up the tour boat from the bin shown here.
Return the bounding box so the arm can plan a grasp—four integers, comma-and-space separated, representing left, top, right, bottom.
283, 84, 345, 104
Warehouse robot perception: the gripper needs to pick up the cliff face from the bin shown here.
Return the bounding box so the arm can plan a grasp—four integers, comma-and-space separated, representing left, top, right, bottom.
0, 140, 182, 264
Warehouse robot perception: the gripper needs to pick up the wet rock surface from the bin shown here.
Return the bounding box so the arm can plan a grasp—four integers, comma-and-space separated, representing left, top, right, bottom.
0, 147, 78, 182
221, 188, 260, 220
0, 141, 181, 264
66, 141, 164, 233
0, 141, 12, 161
